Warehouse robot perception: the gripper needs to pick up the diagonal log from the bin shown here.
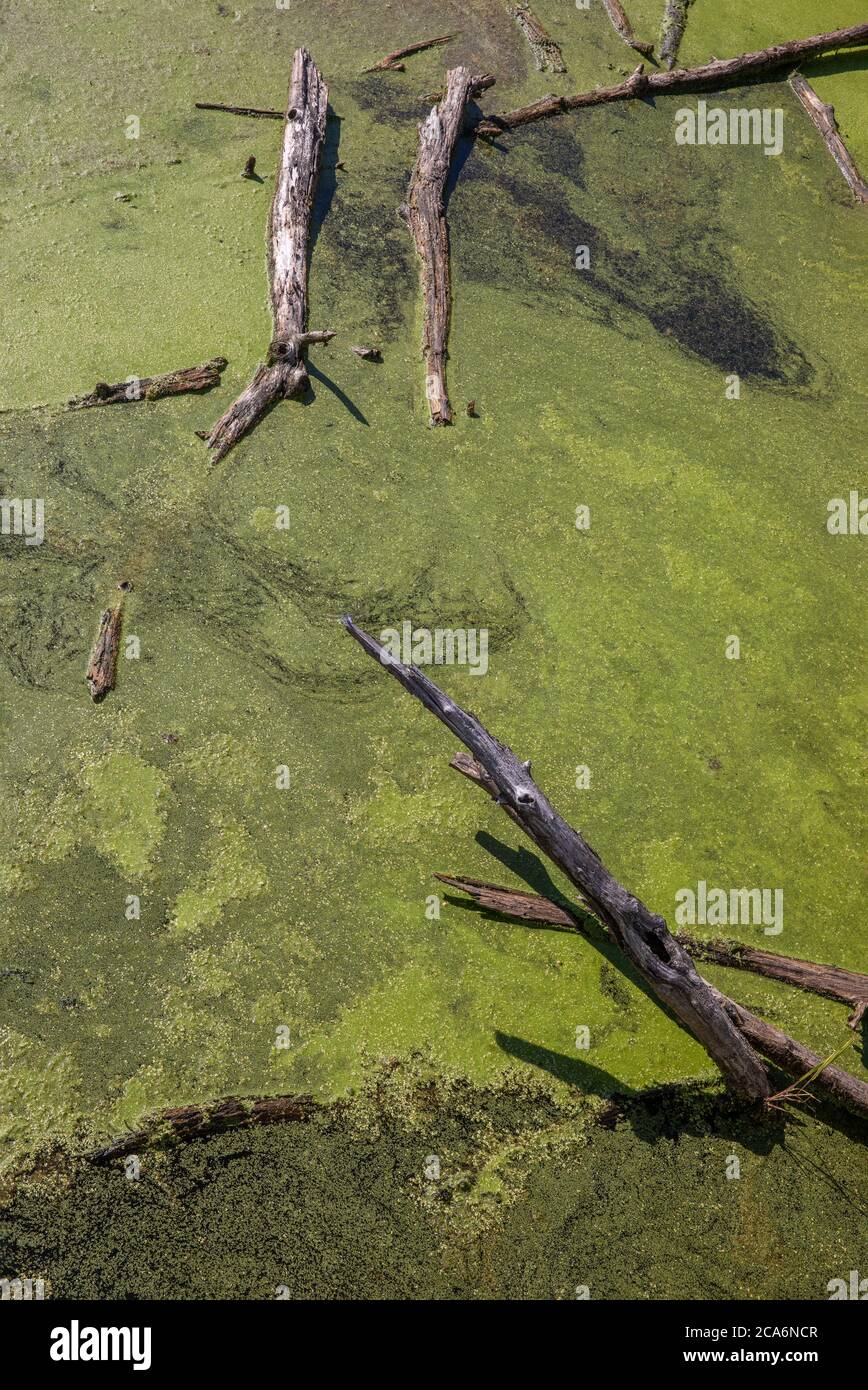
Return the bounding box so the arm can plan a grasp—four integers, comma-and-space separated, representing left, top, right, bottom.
400, 68, 493, 426
205, 48, 335, 463
789, 73, 868, 202
508, 4, 567, 74
363, 33, 459, 74
89, 1093, 318, 1163
601, 0, 654, 59
474, 22, 868, 135
341, 615, 770, 1100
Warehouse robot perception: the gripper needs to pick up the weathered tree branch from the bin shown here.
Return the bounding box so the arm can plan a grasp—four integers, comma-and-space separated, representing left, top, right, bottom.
341, 616, 770, 1100
401, 69, 492, 425
659, 0, 690, 71
85, 604, 123, 701
475, 22, 868, 135
89, 1094, 318, 1164
195, 100, 282, 119
68, 358, 227, 410
790, 72, 868, 202
363, 33, 458, 74
205, 48, 334, 462
601, 0, 653, 60
508, 4, 566, 74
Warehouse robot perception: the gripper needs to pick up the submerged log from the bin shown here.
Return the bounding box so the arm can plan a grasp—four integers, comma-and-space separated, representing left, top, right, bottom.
601, 0, 654, 59
475, 22, 868, 134
205, 48, 335, 462
85, 604, 123, 701
659, 0, 690, 71
68, 358, 227, 410
363, 33, 458, 74
508, 4, 567, 74
789, 73, 868, 202
341, 616, 770, 1101
401, 69, 493, 425
89, 1093, 318, 1163
195, 100, 282, 119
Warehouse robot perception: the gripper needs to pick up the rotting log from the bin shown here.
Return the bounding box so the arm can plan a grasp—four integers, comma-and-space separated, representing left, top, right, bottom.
508, 4, 566, 74
790, 72, 868, 202
601, 0, 653, 59
401, 68, 494, 426
436, 873, 868, 1027
89, 1093, 318, 1163
86, 604, 123, 702
474, 22, 868, 134
195, 100, 282, 119
341, 616, 771, 1101
659, 0, 690, 71
68, 358, 227, 410
363, 33, 458, 74
205, 48, 335, 463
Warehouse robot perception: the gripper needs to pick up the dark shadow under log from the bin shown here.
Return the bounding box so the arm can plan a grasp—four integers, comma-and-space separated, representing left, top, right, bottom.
790, 72, 868, 202
69, 358, 227, 410
401, 68, 494, 426
205, 48, 335, 462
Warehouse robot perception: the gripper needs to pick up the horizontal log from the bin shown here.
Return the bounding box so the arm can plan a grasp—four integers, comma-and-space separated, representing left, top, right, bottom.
89, 1093, 318, 1163
68, 358, 227, 410
195, 100, 282, 118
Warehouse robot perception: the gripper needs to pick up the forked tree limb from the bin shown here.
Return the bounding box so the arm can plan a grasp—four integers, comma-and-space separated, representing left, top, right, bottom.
341, 616, 770, 1100
363, 33, 458, 74
69, 358, 227, 410
474, 22, 868, 135
601, 0, 654, 60
789, 72, 868, 202
400, 69, 493, 426
436, 873, 868, 1026
205, 48, 334, 462
508, 4, 567, 74
659, 0, 690, 71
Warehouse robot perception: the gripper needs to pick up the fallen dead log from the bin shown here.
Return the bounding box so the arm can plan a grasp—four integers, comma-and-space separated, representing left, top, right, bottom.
205, 48, 335, 462
85, 603, 123, 701
195, 100, 282, 119
363, 33, 458, 74
659, 0, 690, 71
401, 69, 493, 425
508, 4, 567, 74
601, 0, 653, 59
89, 1093, 318, 1163
436, 873, 868, 1027
68, 358, 227, 410
474, 22, 868, 134
341, 616, 770, 1101
789, 72, 868, 203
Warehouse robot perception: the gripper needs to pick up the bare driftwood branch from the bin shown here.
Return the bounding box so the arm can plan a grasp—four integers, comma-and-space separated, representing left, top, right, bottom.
205, 48, 334, 462
86, 604, 122, 701
601, 0, 653, 59
195, 100, 282, 119
341, 616, 770, 1100
789, 72, 868, 202
401, 69, 493, 425
89, 1093, 318, 1163
475, 22, 868, 135
363, 33, 458, 74
508, 4, 566, 74
68, 358, 227, 410
659, 0, 690, 71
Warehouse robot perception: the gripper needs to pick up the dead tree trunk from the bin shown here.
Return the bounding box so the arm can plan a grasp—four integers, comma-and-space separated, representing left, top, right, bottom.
341, 616, 770, 1101
508, 5, 567, 74
790, 73, 868, 202
401, 68, 492, 426
475, 22, 868, 134
601, 0, 653, 59
205, 48, 334, 463
69, 358, 227, 410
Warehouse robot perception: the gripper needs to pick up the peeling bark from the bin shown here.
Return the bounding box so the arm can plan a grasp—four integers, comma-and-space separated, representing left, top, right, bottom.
790, 72, 868, 202
508, 4, 566, 74
342, 616, 771, 1101
89, 1094, 318, 1163
363, 33, 458, 74
205, 48, 334, 462
402, 68, 493, 425
85, 604, 122, 701
601, 0, 653, 59
68, 358, 227, 410
475, 22, 868, 135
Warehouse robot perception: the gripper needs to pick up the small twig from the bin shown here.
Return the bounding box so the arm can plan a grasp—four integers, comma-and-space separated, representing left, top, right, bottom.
195, 100, 282, 119
363, 33, 459, 74
764, 1036, 856, 1113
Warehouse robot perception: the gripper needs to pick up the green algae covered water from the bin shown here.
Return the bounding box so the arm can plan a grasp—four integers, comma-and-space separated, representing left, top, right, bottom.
0, 0, 865, 1298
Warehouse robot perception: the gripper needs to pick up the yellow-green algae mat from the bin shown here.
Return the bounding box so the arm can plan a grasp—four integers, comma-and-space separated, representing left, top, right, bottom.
0, 0, 865, 1296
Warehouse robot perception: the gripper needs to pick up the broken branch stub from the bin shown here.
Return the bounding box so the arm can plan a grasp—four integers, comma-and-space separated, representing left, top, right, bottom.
341, 616, 770, 1101
205, 48, 334, 462
402, 68, 493, 426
